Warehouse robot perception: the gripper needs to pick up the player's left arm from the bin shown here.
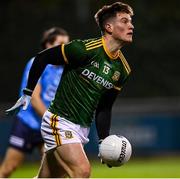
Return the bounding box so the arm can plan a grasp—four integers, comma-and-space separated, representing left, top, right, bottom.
95, 88, 119, 141
96, 70, 131, 139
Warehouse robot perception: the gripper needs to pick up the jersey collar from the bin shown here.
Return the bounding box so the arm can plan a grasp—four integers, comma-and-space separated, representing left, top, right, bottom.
102, 37, 120, 60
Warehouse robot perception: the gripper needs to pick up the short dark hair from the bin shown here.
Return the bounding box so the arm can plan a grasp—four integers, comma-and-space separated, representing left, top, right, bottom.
41, 27, 68, 49
94, 2, 134, 33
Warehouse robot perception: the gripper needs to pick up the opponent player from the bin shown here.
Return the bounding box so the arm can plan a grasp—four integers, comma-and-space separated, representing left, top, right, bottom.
0, 27, 69, 178
6, 2, 134, 178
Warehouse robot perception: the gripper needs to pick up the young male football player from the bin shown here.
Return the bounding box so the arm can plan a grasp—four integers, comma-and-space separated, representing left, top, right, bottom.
0, 27, 69, 178
6, 2, 134, 178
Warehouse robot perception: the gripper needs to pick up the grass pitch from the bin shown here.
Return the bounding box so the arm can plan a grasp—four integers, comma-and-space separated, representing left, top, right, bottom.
10, 156, 180, 178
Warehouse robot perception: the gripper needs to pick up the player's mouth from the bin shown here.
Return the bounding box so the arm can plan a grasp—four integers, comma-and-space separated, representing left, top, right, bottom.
127, 32, 133, 36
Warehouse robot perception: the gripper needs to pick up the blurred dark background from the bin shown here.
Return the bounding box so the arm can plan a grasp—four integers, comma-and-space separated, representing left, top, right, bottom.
0, 0, 180, 101
0, 0, 180, 159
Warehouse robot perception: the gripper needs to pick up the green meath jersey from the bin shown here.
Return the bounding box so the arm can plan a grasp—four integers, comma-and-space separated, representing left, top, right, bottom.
49, 37, 131, 127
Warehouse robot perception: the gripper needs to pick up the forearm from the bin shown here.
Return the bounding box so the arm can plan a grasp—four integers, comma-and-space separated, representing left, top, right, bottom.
95, 109, 111, 140
95, 88, 119, 140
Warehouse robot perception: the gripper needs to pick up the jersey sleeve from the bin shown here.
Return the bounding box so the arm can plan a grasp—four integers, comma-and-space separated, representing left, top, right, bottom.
19, 58, 34, 96
20, 58, 44, 96
61, 39, 87, 67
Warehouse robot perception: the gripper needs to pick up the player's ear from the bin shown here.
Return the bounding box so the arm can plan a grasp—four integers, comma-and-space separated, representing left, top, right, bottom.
104, 23, 113, 34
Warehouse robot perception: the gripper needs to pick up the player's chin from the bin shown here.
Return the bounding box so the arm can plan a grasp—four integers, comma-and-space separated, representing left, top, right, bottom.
124, 38, 133, 44
125, 37, 133, 43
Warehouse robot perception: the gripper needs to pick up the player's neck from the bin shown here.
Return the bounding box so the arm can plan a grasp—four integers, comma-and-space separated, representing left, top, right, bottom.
102, 35, 123, 57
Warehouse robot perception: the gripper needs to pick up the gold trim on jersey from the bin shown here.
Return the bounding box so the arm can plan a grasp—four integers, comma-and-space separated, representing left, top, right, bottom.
85, 38, 103, 51
102, 37, 119, 59
85, 38, 102, 46
119, 50, 131, 74
86, 44, 103, 51
61, 44, 69, 64
50, 114, 61, 146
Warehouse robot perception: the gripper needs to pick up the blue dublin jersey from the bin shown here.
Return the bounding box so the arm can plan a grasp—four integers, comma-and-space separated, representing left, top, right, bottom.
17, 58, 63, 130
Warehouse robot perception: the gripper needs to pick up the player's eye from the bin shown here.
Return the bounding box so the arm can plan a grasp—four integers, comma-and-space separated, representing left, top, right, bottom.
120, 17, 132, 25
121, 18, 128, 24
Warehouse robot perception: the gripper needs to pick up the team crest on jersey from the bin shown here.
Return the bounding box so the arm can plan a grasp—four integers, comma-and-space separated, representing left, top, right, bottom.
112, 71, 120, 81
65, 131, 73, 139
91, 61, 99, 68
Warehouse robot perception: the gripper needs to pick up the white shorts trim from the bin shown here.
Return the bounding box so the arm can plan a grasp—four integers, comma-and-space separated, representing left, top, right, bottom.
41, 110, 90, 152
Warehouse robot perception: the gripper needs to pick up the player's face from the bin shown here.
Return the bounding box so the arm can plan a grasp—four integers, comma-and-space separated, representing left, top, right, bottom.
53, 35, 69, 46
110, 12, 134, 43
46, 35, 69, 48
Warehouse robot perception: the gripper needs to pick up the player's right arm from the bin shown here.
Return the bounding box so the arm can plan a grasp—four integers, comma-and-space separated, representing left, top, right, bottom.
6, 40, 87, 115
26, 40, 87, 92
5, 46, 62, 115
25, 45, 66, 92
